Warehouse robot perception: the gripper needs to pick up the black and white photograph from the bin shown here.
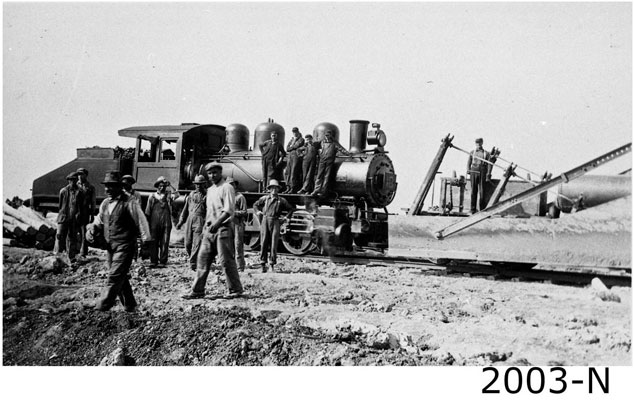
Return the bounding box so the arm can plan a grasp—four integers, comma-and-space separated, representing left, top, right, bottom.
2, 1, 632, 398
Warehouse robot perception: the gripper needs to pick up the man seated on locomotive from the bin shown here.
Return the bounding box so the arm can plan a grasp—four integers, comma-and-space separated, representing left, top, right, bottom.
297, 134, 318, 194
259, 131, 286, 188
253, 179, 295, 273
283, 127, 305, 194
145, 176, 179, 268
311, 130, 351, 198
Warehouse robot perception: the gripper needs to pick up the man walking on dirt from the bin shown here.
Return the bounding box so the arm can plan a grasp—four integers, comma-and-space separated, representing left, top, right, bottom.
76, 168, 96, 258
91, 171, 151, 312
283, 127, 305, 193
176, 175, 207, 271
311, 130, 351, 198
253, 179, 295, 272
259, 131, 286, 187
55, 172, 85, 263
182, 162, 243, 299
145, 176, 177, 268
227, 177, 247, 272
466, 138, 492, 213
297, 134, 318, 194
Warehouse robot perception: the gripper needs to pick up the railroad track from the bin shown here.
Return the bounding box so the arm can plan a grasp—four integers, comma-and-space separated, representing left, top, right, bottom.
277, 253, 631, 288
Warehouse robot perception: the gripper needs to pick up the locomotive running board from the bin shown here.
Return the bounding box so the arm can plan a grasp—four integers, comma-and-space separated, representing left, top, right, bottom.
435, 143, 632, 240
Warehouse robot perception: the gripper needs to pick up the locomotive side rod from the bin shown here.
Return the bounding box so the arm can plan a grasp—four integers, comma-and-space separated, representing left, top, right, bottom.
435, 143, 632, 240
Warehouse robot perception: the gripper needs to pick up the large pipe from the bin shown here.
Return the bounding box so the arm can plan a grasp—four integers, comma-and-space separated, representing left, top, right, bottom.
349, 120, 369, 153
556, 175, 631, 212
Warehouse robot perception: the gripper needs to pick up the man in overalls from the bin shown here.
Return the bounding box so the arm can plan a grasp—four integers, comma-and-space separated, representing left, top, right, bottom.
259, 131, 286, 187
297, 134, 318, 194
311, 130, 351, 198
145, 176, 176, 267
253, 179, 295, 272
55, 172, 84, 263
176, 175, 207, 270
466, 138, 492, 213
283, 127, 305, 193
76, 167, 96, 258
227, 177, 247, 272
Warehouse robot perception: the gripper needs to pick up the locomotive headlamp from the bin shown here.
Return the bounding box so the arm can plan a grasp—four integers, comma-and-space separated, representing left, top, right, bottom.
367, 123, 387, 147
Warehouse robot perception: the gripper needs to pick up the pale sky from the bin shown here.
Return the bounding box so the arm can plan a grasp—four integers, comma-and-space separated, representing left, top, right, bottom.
3, 1, 632, 213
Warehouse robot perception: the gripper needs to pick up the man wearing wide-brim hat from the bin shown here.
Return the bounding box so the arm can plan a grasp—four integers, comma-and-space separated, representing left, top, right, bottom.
226, 177, 247, 271
176, 175, 208, 270
54, 172, 85, 263
89, 171, 151, 312
252, 179, 295, 272
182, 162, 244, 299
144, 176, 178, 268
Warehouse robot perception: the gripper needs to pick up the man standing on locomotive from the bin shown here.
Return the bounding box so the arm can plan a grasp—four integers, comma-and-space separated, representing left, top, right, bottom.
176, 175, 207, 271
466, 138, 492, 213
259, 131, 286, 188
283, 127, 305, 194
55, 172, 85, 263
253, 179, 295, 273
311, 130, 351, 198
297, 134, 318, 194
76, 167, 96, 258
227, 177, 247, 272
145, 176, 177, 268
182, 162, 243, 299
90, 171, 152, 312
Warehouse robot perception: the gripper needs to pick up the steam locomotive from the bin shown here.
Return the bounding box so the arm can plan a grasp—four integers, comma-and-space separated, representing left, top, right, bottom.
31, 119, 398, 256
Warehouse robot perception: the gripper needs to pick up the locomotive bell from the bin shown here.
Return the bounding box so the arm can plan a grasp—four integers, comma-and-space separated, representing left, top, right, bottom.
349, 120, 369, 153
313, 122, 340, 142
225, 123, 250, 153
253, 119, 286, 154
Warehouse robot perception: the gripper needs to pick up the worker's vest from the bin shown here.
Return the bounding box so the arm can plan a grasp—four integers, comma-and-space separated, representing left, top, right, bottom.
102, 195, 137, 244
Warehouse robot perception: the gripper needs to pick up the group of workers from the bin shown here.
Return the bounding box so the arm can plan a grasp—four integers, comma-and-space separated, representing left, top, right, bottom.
259, 127, 351, 198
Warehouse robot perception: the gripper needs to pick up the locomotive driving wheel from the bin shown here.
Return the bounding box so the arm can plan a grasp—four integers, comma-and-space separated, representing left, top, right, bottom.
243, 210, 261, 251
281, 233, 315, 255
280, 210, 316, 255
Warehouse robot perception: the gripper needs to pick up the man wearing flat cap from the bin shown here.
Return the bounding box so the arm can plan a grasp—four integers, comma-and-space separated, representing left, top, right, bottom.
466, 138, 492, 213
55, 172, 85, 262
298, 134, 318, 194
121, 175, 141, 203
176, 175, 207, 270
259, 131, 286, 188
91, 171, 151, 312
145, 176, 178, 268
284, 127, 305, 194
76, 168, 96, 258
253, 179, 295, 272
182, 162, 243, 299
311, 130, 351, 198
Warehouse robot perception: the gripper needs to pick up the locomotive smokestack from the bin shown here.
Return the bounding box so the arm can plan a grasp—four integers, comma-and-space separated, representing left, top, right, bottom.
349, 120, 369, 154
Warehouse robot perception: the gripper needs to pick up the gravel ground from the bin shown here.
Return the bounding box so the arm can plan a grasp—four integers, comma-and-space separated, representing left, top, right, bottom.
3, 245, 631, 366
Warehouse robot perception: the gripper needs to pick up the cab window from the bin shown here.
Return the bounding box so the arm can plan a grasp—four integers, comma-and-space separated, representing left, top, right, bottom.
138, 137, 157, 162
161, 139, 178, 161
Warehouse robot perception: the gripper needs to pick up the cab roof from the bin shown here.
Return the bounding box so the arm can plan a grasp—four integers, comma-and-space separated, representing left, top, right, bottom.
117, 123, 225, 139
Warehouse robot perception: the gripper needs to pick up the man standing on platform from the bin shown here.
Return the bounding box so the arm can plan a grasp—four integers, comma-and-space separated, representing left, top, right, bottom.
283, 127, 305, 193
259, 131, 286, 187
176, 175, 207, 271
298, 134, 318, 194
91, 171, 151, 312
311, 130, 351, 198
182, 162, 243, 299
253, 179, 295, 273
77, 168, 96, 258
55, 172, 84, 263
466, 138, 492, 213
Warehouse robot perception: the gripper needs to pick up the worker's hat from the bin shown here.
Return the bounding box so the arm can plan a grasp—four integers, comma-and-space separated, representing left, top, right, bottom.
267, 179, 280, 189
76, 167, 88, 175
475, 138, 483, 144
121, 175, 136, 184
66, 172, 79, 180
193, 175, 207, 185
154, 176, 169, 188
204, 161, 223, 171
292, 127, 299, 133
101, 171, 121, 185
